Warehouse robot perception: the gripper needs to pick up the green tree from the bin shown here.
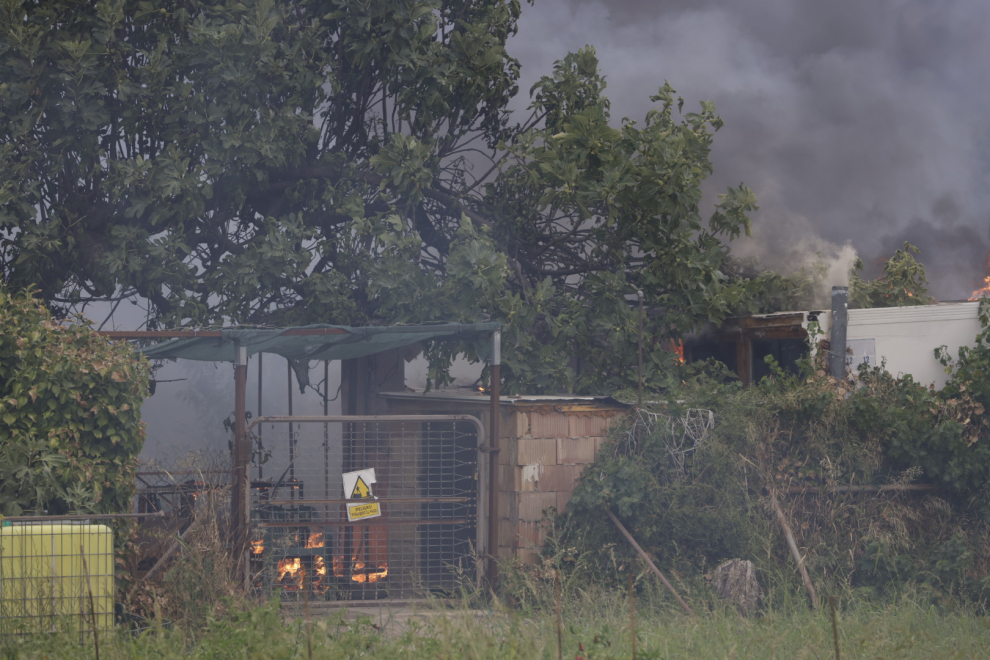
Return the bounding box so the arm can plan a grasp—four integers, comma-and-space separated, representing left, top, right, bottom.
0, 0, 755, 393
850, 242, 933, 308
0, 285, 149, 515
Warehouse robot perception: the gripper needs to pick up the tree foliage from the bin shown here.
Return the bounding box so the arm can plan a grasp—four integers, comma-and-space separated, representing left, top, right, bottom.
850, 242, 933, 308
0, 0, 755, 393
0, 285, 148, 515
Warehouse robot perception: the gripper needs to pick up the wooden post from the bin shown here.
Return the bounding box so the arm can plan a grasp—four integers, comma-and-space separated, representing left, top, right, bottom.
606, 509, 695, 616
736, 338, 752, 386
771, 491, 818, 609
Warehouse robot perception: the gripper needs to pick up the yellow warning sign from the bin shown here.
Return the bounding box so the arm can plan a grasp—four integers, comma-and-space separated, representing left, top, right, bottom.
342, 468, 376, 500
351, 476, 371, 499
346, 501, 381, 522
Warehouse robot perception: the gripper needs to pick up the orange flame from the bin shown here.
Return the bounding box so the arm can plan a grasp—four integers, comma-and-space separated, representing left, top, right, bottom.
276, 556, 331, 593
971, 276, 990, 301
277, 557, 304, 591
312, 555, 329, 593
250, 539, 264, 555
331, 555, 388, 583
305, 532, 324, 549
674, 339, 685, 365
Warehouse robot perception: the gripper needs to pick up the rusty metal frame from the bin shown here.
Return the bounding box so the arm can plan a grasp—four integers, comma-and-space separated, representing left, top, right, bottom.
98, 327, 503, 589
243, 414, 486, 598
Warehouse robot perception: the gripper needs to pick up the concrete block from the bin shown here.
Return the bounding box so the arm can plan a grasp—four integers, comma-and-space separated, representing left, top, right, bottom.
498, 436, 518, 465
557, 436, 597, 464
516, 491, 557, 521
517, 438, 556, 465
502, 410, 530, 439
498, 519, 521, 547
497, 491, 517, 521
499, 464, 521, 492
535, 465, 578, 492
568, 414, 608, 438
530, 411, 570, 439
516, 520, 546, 547
497, 520, 547, 549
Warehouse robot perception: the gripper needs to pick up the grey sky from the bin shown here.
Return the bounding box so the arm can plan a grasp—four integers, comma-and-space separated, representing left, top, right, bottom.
510, 0, 990, 298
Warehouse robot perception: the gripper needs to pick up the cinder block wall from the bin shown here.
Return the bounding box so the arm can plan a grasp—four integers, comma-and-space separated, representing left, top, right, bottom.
379, 392, 628, 566
497, 406, 625, 564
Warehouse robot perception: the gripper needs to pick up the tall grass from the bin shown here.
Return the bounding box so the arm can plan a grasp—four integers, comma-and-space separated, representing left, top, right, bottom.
2, 589, 988, 659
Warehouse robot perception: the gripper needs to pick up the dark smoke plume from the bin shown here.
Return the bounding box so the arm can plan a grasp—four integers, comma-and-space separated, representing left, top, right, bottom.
510, 0, 990, 299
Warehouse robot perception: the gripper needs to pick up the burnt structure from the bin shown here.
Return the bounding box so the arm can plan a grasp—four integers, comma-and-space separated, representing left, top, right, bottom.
685, 311, 823, 385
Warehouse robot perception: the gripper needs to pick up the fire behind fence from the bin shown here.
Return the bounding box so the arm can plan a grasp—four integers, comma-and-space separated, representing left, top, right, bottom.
248, 416, 483, 601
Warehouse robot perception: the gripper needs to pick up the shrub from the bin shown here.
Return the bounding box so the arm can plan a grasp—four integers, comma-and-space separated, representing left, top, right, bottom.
554, 342, 990, 606
0, 285, 149, 515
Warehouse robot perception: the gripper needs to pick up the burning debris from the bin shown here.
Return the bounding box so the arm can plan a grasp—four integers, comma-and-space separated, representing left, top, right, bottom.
254, 526, 389, 597
332, 556, 389, 583
276, 555, 331, 593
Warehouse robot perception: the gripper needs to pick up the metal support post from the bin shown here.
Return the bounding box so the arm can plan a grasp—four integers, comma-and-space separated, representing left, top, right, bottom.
829, 286, 849, 379
487, 329, 501, 588
232, 345, 249, 556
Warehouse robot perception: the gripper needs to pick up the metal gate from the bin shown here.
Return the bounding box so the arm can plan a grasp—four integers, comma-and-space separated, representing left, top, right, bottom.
245, 415, 483, 602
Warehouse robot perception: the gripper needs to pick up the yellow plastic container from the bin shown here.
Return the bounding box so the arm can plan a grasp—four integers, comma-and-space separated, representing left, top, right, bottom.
0, 523, 113, 632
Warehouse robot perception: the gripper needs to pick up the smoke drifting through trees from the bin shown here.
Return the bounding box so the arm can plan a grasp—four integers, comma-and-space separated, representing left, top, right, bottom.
511, 0, 990, 299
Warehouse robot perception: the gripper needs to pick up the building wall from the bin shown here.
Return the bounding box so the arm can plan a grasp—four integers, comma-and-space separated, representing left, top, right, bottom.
496, 405, 626, 564
842, 302, 981, 389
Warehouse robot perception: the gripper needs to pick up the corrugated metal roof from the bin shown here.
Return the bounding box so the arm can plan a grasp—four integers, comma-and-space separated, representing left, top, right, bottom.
848, 301, 978, 325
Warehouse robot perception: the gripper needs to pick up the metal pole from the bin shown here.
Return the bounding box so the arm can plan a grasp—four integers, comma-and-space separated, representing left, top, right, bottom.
257, 353, 263, 480
288, 359, 295, 500
828, 286, 849, 379
324, 360, 330, 525
487, 329, 502, 588
232, 345, 248, 554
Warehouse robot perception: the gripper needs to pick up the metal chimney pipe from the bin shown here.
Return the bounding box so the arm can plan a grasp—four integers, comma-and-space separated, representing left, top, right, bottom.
829, 286, 849, 379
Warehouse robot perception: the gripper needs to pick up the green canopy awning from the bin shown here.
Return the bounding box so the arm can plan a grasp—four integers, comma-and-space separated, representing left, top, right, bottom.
139, 322, 502, 363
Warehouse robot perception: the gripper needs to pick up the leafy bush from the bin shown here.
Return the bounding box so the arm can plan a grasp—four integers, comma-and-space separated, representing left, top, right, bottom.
554, 327, 990, 606
0, 286, 149, 515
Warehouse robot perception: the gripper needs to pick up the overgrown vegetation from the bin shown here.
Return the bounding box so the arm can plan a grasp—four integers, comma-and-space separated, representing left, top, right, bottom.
555, 299, 990, 610
3, 590, 990, 659
0, 285, 149, 516
124, 469, 245, 630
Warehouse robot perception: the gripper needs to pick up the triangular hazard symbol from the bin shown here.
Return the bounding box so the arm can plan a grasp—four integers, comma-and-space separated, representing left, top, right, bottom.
351, 475, 372, 499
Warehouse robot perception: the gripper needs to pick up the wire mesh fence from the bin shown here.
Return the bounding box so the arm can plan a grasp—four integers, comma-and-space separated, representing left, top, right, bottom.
0, 519, 114, 635
248, 416, 482, 602
134, 467, 231, 519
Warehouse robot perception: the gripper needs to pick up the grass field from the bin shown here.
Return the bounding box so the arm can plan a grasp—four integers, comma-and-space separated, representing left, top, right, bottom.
2, 591, 988, 659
